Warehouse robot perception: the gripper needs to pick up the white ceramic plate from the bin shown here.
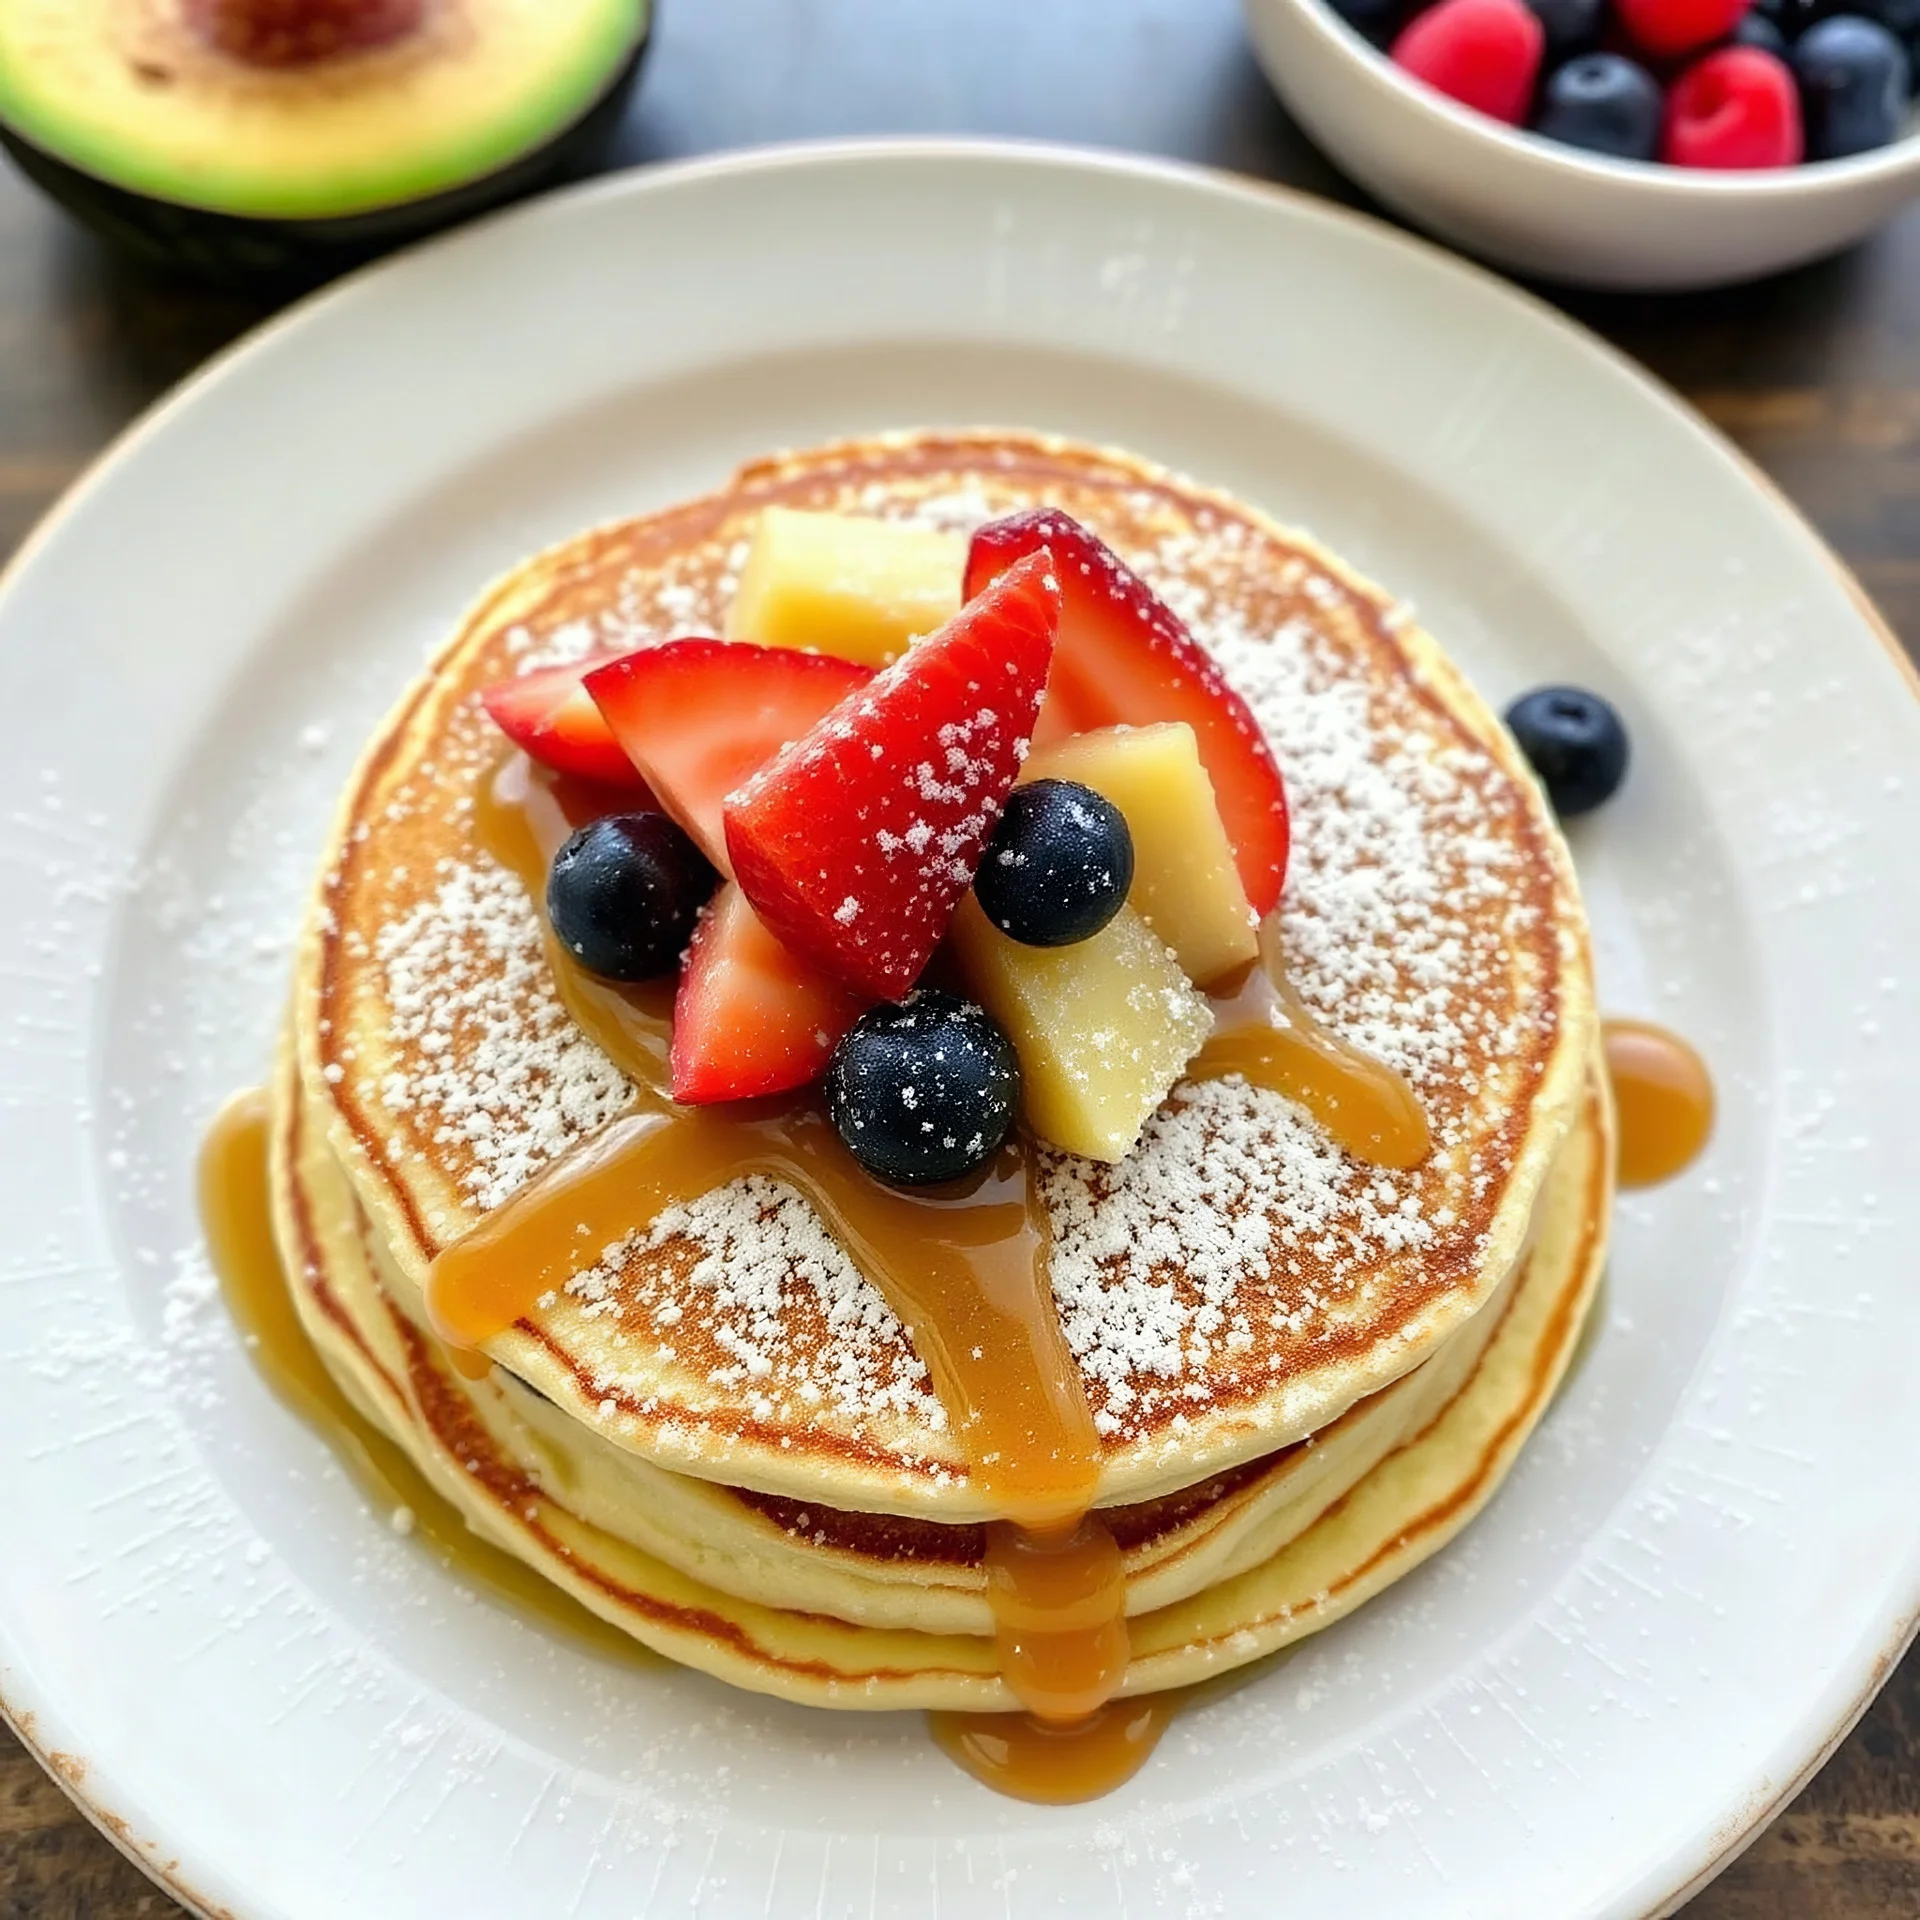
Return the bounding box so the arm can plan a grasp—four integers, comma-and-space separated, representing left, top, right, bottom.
2, 141, 1917, 1920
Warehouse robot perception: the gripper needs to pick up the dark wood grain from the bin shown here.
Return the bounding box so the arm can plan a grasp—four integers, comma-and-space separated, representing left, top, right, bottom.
2, 1, 1917, 1913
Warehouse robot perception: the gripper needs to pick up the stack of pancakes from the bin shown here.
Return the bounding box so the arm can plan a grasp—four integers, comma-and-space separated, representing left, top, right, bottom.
273, 433, 1609, 1710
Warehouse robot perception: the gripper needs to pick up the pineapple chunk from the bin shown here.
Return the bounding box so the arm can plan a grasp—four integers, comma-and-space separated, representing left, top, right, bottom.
1023, 723, 1258, 986
724, 507, 966, 667
950, 894, 1212, 1162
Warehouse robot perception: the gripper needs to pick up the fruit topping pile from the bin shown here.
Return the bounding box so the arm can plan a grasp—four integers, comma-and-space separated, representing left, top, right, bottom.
479, 504, 1290, 1185
1348, 0, 1915, 164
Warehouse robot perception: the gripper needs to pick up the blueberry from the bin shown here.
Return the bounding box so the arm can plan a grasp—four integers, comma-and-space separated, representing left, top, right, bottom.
1854, 0, 1920, 49
1525, 0, 1604, 60
1733, 10, 1792, 53
1532, 53, 1664, 158
1754, 0, 1833, 38
825, 991, 1021, 1187
1503, 686, 1630, 817
1794, 16, 1911, 155
546, 812, 718, 981
1324, 0, 1408, 47
973, 780, 1134, 948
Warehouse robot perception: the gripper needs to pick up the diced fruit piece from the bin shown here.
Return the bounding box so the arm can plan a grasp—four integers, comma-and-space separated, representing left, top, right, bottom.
724, 553, 1061, 1000
1793, 16, 1911, 158
1503, 686, 1630, 817
584, 640, 872, 871
1663, 47, 1804, 165
481, 657, 657, 791
670, 883, 869, 1103
725, 507, 968, 668
1533, 53, 1664, 158
974, 780, 1134, 950
824, 991, 1020, 1186
948, 895, 1212, 1163
1389, 0, 1545, 123
965, 511, 1289, 917
1613, 0, 1749, 57
546, 813, 719, 983
1021, 723, 1259, 986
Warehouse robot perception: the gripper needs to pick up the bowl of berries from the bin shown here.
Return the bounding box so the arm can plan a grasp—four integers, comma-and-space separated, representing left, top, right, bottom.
1243, 0, 1920, 285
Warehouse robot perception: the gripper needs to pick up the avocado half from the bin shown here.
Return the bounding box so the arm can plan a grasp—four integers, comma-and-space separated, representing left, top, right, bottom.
0, 1, 652, 284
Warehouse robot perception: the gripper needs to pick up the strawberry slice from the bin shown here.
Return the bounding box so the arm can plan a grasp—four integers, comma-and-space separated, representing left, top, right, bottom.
966, 510, 1290, 916
671, 883, 870, 1103
584, 640, 873, 872
480, 657, 654, 792
724, 553, 1061, 1000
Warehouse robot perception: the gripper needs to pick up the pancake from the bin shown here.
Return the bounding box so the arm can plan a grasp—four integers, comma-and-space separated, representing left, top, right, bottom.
294, 431, 1597, 1524
272, 1035, 1611, 1708
299, 1029, 1523, 1632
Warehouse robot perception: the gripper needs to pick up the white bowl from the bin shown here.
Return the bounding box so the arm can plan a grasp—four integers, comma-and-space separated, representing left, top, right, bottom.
1243, 0, 1920, 287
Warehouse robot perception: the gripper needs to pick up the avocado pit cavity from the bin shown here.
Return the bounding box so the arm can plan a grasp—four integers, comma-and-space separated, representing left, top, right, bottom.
182, 0, 426, 68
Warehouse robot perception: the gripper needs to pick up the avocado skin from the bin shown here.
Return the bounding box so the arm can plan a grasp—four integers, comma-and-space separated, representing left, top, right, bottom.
0, 29, 648, 289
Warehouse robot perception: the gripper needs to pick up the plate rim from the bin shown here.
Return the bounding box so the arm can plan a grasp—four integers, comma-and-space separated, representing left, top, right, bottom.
0, 132, 1914, 1920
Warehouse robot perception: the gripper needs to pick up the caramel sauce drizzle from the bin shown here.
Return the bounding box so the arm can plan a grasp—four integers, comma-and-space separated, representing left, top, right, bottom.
196, 1089, 660, 1668
1603, 1017, 1714, 1188
394, 754, 1435, 1799
1194, 920, 1432, 1169
430, 1108, 1097, 1530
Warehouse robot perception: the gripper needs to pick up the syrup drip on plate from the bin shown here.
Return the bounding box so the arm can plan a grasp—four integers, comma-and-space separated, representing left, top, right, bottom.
195, 1089, 660, 1667
1603, 1018, 1714, 1187
928, 1691, 1180, 1804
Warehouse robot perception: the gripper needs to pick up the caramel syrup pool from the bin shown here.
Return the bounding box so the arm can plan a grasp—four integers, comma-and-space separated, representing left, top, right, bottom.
196, 1090, 659, 1669
1604, 1018, 1714, 1187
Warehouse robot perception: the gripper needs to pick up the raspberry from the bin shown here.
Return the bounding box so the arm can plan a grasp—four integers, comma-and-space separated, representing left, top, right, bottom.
1391, 0, 1546, 124
1663, 46, 1805, 166
1613, 0, 1752, 58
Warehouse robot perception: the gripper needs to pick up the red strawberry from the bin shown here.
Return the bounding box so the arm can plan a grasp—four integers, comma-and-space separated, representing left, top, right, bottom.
585, 641, 873, 871
965, 510, 1290, 917
1616, 0, 1749, 61
1663, 47, 1803, 166
671, 883, 869, 1103
1390, 0, 1545, 123
724, 554, 1060, 1000
480, 657, 656, 792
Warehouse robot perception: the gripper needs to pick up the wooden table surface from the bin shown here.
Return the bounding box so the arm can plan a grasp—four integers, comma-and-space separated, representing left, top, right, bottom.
2, 3, 1917, 1914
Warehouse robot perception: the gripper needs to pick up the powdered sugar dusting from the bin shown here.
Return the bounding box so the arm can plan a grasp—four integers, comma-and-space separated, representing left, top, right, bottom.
565, 1176, 942, 1429
1213, 611, 1531, 1092
373, 860, 630, 1212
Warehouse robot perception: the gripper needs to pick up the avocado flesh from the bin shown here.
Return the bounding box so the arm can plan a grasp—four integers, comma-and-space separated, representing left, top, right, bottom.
0, 0, 650, 219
